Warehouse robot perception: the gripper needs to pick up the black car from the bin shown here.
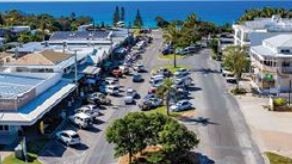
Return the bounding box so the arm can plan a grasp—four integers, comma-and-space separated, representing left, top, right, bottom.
162, 48, 174, 55
132, 73, 144, 82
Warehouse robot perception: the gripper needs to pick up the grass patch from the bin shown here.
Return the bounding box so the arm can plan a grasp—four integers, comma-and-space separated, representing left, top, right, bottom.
266, 152, 292, 164
151, 65, 190, 74
3, 154, 41, 164
159, 54, 183, 60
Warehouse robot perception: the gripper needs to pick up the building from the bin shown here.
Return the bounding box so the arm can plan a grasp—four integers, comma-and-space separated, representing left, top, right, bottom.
7, 42, 45, 57
0, 72, 76, 144
250, 34, 292, 93
10, 26, 31, 34
0, 52, 14, 65
233, 15, 292, 47
218, 33, 234, 54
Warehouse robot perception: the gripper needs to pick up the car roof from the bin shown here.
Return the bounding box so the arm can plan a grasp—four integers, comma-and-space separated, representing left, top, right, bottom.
74, 112, 91, 118
178, 100, 188, 103
60, 130, 78, 135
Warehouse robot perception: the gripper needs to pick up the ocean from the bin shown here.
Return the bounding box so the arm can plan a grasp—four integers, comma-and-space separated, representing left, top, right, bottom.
0, 1, 292, 27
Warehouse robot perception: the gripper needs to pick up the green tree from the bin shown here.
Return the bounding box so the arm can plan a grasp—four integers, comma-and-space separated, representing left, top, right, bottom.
162, 24, 182, 67
18, 33, 32, 43
146, 113, 170, 145
223, 46, 249, 88
156, 78, 176, 116
0, 13, 5, 25
113, 6, 120, 26
133, 9, 143, 29
159, 119, 199, 161
106, 112, 148, 164
121, 7, 125, 21
155, 16, 169, 28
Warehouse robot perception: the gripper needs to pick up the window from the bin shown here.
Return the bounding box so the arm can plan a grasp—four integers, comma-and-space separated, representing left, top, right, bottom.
282, 61, 290, 67
0, 125, 9, 132
281, 49, 290, 54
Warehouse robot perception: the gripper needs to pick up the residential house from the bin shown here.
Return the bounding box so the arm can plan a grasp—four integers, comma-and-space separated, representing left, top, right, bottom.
250, 34, 292, 93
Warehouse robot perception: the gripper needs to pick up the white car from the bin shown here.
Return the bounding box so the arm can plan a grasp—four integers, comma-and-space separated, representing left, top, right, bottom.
105, 85, 120, 95
133, 64, 145, 72
124, 88, 138, 104
176, 68, 189, 75
104, 77, 119, 86
75, 105, 100, 118
174, 71, 189, 79
170, 100, 192, 112
56, 130, 80, 146
69, 112, 92, 128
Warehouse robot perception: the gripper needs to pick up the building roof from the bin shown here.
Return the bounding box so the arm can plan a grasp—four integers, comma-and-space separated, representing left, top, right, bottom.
0, 80, 76, 125
10, 50, 72, 66
264, 34, 292, 48
49, 31, 111, 41
0, 52, 13, 59
0, 73, 50, 99
7, 42, 45, 53
251, 45, 276, 58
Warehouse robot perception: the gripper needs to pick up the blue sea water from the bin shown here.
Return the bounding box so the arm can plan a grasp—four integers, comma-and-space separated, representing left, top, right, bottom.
0, 1, 292, 27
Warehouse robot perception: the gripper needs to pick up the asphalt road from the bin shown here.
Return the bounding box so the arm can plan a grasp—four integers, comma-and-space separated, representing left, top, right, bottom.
82, 30, 165, 164
180, 49, 265, 164
40, 30, 265, 164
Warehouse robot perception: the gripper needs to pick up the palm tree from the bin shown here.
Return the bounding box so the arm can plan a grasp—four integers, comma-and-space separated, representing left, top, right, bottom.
156, 78, 176, 116
223, 46, 249, 88
40, 18, 48, 41
162, 24, 182, 68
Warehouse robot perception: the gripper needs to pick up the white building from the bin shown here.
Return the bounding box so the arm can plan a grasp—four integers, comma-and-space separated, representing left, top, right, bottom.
233, 15, 292, 47
10, 25, 31, 33
0, 72, 76, 144
250, 34, 292, 93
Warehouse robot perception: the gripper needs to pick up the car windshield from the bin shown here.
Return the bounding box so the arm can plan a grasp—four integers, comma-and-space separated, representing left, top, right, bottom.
71, 134, 79, 138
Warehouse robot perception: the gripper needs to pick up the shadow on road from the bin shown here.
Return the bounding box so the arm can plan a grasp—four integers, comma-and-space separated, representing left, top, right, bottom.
188, 86, 202, 92
182, 117, 219, 126
71, 143, 89, 151
191, 68, 220, 74
193, 152, 215, 164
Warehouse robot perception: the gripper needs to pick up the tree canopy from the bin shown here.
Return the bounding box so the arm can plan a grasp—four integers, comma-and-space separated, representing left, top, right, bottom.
134, 9, 143, 28
238, 7, 292, 23
106, 112, 199, 164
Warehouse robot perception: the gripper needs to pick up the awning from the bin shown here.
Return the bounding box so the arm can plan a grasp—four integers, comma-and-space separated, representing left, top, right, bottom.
0, 80, 76, 126
82, 66, 101, 75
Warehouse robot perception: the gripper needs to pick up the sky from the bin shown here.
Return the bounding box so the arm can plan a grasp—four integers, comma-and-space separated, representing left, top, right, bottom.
0, 0, 291, 2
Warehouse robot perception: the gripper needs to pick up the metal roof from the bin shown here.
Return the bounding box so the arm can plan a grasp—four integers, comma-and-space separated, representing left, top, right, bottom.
49, 31, 111, 41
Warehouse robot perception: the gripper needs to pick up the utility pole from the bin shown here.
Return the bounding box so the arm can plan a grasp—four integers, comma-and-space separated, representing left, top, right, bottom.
74, 49, 79, 94
289, 80, 291, 105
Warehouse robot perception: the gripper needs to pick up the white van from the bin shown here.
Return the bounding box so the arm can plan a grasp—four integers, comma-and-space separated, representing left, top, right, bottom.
105, 85, 120, 95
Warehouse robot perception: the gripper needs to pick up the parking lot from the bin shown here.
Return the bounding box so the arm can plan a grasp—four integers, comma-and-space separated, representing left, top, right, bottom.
39, 30, 165, 164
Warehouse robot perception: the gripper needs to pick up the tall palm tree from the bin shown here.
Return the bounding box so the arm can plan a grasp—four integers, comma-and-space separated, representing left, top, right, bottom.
162, 24, 182, 68
156, 78, 176, 116
40, 18, 48, 41
223, 46, 249, 88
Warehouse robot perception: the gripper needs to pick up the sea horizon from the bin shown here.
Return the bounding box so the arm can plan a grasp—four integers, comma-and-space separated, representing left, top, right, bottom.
1, 1, 292, 27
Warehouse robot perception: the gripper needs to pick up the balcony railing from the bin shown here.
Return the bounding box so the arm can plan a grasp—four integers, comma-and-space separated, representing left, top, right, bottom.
281, 67, 292, 74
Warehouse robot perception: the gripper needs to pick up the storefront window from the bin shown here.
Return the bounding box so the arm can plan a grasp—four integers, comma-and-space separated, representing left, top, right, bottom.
0, 125, 9, 132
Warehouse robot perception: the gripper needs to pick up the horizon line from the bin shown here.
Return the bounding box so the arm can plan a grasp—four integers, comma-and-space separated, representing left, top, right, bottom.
1, 0, 292, 2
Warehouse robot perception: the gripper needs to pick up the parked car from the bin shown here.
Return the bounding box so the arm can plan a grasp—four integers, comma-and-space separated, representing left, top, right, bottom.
162, 48, 174, 55
69, 112, 93, 128
139, 98, 163, 111
170, 100, 192, 112
133, 64, 146, 73
174, 71, 189, 79
56, 130, 80, 146
105, 85, 120, 96
174, 77, 192, 87
143, 93, 156, 100
75, 105, 100, 119
152, 68, 172, 77
124, 88, 138, 104
132, 73, 144, 82
119, 65, 130, 75
104, 77, 119, 86
150, 78, 164, 88
175, 68, 189, 76
87, 92, 111, 105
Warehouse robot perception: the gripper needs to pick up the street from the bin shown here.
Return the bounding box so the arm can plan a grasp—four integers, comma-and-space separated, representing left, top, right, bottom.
182, 49, 265, 164
39, 30, 265, 164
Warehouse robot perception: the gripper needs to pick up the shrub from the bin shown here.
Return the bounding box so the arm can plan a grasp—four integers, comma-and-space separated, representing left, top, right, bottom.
273, 98, 287, 106
231, 87, 247, 95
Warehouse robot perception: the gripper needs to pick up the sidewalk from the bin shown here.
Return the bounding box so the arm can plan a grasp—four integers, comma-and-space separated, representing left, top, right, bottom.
236, 94, 292, 158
